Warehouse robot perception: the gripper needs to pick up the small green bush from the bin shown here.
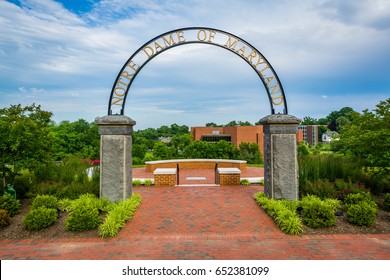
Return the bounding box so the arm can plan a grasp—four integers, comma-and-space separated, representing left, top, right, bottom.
58, 198, 74, 212
65, 205, 101, 231
132, 179, 142, 187
383, 193, 390, 211
240, 179, 250, 186
31, 195, 58, 210
344, 192, 377, 209
74, 193, 111, 212
346, 202, 377, 226
0, 209, 11, 228
23, 207, 57, 230
99, 194, 141, 238
144, 179, 153, 186
0, 194, 21, 217
300, 196, 336, 228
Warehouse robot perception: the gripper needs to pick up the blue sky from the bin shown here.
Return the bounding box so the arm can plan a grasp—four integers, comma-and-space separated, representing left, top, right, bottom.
0, 0, 389, 129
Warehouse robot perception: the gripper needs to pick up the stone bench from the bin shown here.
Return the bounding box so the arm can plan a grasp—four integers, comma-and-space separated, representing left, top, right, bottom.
153, 168, 177, 187
217, 168, 241, 186
145, 159, 247, 172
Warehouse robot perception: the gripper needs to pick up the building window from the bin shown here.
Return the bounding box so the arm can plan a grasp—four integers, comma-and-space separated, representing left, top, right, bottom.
201, 135, 231, 143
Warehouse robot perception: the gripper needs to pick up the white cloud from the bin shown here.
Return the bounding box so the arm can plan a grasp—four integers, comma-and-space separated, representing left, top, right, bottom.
0, 0, 389, 128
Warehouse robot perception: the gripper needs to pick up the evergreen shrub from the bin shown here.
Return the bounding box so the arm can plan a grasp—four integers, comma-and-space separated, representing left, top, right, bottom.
300, 196, 336, 228
344, 192, 377, 209
31, 195, 58, 210
23, 207, 57, 230
346, 202, 377, 226
0, 194, 21, 217
0, 209, 11, 228
65, 205, 101, 231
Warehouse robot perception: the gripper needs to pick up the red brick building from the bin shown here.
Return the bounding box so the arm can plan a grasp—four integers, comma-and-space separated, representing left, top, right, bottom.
191, 126, 304, 156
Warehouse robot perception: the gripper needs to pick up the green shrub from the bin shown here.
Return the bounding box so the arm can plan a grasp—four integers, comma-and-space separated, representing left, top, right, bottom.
346, 202, 377, 226
23, 207, 57, 230
0, 194, 21, 217
132, 179, 142, 187
383, 193, 390, 211
259, 178, 264, 185
323, 198, 341, 212
240, 179, 250, 186
0, 209, 11, 228
300, 179, 337, 199
13, 170, 36, 199
300, 179, 367, 200
300, 196, 336, 228
144, 179, 153, 186
58, 198, 74, 212
274, 209, 304, 235
65, 204, 101, 231
75, 193, 111, 212
31, 195, 58, 210
344, 192, 377, 209
253, 192, 304, 235
99, 194, 142, 238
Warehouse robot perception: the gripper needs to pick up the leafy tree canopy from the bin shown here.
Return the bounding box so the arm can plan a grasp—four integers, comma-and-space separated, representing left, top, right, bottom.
332, 98, 390, 174
0, 104, 53, 186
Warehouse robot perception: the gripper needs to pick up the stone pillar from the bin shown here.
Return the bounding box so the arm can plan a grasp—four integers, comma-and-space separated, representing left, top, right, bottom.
95, 115, 136, 202
260, 114, 301, 201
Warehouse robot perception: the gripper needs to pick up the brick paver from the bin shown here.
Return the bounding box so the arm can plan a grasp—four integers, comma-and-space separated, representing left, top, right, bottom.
1, 171, 390, 259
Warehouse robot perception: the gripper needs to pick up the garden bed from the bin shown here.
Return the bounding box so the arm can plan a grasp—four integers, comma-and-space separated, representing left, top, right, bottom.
1, 196, 390, 240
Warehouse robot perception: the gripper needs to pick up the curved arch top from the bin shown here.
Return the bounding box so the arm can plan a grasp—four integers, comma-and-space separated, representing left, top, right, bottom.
108, 27, 288, 115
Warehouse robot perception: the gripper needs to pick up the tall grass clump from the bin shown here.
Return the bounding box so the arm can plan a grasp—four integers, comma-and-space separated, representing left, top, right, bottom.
99, 194, 141, 238
254, 192, 303, 235
298, 154, 363, 187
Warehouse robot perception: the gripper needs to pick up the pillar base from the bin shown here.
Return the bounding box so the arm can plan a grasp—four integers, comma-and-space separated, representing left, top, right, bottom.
96, 115, 136, 202
260, 114, 301, 201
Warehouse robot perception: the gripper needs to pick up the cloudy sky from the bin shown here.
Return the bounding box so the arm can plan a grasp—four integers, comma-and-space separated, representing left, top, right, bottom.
1, 0, 389, 129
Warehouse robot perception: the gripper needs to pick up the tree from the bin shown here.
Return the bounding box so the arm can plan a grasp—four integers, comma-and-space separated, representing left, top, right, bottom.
225, 120, 238, 127
239, 142, 263, 164
301, 116, 318, 125
238, 121, 253, 126
50, 119, 99, 160
0, 104, 53, 187
206, 122, 219, 127
326, 107, 356, 131
334, 98, 390, 174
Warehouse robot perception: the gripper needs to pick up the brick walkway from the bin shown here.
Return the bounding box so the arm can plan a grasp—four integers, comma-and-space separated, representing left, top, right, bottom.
1, 183, 390, 260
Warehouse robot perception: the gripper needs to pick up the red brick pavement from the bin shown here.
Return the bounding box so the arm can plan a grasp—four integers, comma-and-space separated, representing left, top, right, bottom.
1, 184, 389, 260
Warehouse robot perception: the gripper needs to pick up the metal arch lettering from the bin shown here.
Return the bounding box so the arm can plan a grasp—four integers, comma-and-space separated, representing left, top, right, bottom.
108, 27, 288, 115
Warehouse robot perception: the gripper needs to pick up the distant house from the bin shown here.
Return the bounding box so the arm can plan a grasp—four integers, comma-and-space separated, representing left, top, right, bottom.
322, 131, 339, 144
158, 137, 172, 144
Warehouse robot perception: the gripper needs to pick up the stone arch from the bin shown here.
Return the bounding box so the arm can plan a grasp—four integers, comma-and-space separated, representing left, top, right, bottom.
97, 27, 301, 203
108, 27, 288, 116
